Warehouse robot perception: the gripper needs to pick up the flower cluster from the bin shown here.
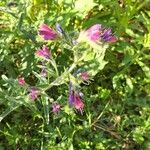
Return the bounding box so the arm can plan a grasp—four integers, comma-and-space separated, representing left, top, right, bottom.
78, 24, 117, 43
18, 23, 117, 115
36, 24, 59, 78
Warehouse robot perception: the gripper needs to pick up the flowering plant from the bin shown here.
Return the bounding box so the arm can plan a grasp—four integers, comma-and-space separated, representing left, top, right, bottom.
1, 0, 150, 149
1, 23, 117, 122
34, 23, 116, 114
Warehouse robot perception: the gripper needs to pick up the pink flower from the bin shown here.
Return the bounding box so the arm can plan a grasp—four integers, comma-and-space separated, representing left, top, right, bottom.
52, 103, 61, 114
18, 77, 26, 86
69, 90, 84, 113
29, 88, 38, 100
36, 46, 51, 59
74, 94, 84, 113
86, 24, 102, 41
39, 24, 58, 40
78, 24, 117, 43
80, 72, 90, 81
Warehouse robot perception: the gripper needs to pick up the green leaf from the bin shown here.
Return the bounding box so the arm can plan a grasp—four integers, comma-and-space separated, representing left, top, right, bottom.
125, 76, 133, 95
75, 0, 96, 13
143, 33, 150, 48
138, 61, 150, 79
0, 104, 20, 122
1, 75, 8, 81
41, 94, 50, 125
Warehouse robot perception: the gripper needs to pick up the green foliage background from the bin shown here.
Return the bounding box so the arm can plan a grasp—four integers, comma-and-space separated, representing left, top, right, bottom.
0, 0, 150, 149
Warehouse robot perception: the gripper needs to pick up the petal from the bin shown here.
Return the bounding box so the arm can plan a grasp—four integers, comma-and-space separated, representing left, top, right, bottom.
74, 95, 84, 110
69, 91, 75, 105
108, 36, 118, 43
39, 24, 52, 32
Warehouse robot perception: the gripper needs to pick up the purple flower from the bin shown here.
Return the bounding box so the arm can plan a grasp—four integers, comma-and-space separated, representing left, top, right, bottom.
86, 24, 102, 41
73, 94, 84, 112
29, 88, 38, 100
80, 72, 90, 81
69, 90, 75, 105
78, 24, 117, 43
39, 24, 58, 40
101, 28, 117, 43
69, 90, 84, 113
52, 103, 60, 114
36, 46, 51, 59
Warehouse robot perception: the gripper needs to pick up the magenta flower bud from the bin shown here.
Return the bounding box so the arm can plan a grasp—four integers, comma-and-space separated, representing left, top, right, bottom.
36, 46, 51, 59
69, 91, 74, 106
18, 77, 26, 86
29, 88, 38, 100
68, 89, 84, 113
74, 94, 84, 113
80, 72, 90, 81
86, 24, 102, 41
39, 24, 58, 40
52, 103, 61, 114
40, 67, 47, 77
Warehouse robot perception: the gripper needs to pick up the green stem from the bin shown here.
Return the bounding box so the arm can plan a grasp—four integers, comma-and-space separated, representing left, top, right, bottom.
92, 100, 110, 126
42, 43, 85, 92
43, 62, 77, 91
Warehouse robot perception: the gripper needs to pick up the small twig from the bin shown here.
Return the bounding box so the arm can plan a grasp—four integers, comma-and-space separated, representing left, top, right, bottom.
92, 99, 110, 126
93, 124, 121, 139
